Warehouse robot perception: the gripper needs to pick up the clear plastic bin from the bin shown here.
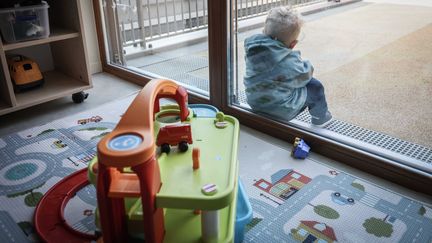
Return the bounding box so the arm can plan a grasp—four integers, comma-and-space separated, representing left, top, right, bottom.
0, 1, 50, 43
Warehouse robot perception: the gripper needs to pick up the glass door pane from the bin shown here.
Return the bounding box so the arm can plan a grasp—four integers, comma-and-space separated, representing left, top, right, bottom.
101, 0, 210, 96
230, 0, 432, 172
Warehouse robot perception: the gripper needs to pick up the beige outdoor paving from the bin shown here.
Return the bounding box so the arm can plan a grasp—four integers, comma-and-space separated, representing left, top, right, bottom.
318, 23, 432, 148
301, 3, 432, 147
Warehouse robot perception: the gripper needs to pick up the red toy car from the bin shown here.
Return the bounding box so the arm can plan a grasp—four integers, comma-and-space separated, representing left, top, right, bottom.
156, 123, 192, 153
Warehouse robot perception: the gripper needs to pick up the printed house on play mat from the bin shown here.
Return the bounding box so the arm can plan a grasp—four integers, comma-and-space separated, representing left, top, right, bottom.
291, 220, 337, 243
254, 169, 311, 200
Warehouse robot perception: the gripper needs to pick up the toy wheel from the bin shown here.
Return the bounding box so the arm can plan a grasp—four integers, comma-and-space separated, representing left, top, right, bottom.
72, 92, 89, 103
347, 198, 354, 203
334, 192, 341, 197
161, 143, 171, 154
178, 141, 189, 152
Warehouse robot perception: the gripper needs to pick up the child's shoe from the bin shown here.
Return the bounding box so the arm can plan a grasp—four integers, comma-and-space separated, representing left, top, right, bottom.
311, 111, 333, 127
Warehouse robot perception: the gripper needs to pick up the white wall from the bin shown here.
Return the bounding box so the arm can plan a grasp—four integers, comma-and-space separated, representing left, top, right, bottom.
80, 0, 102, 74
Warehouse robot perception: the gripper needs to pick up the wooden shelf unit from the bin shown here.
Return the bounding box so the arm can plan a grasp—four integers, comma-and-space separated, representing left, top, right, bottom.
0, 0, 91, 116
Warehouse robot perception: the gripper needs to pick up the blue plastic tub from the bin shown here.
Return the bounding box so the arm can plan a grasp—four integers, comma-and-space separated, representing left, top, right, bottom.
235, 179, 253, 243
189, 104, 219, 118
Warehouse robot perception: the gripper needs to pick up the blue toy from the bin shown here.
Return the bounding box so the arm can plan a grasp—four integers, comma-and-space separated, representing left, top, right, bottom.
292, 137, 310, 159
235, 179, 253, 243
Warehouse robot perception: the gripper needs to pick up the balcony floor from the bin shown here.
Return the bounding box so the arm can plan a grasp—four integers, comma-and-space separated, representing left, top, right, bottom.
125, 0, 432, 150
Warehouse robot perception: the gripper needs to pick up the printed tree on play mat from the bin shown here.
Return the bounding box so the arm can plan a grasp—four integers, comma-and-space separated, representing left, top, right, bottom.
351, 182, 365, 191
78, 127, 108, 131
37, 129, 56, 136
362, 217, 393, 237
77, 126, 110, 140
418, 206, 426, 216
245, 218, 263, 232
311, 204, 340, 219
7, 183, 45, 207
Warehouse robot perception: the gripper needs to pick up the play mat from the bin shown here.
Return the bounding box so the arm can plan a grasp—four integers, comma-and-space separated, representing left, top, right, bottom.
0, 94, 431, 242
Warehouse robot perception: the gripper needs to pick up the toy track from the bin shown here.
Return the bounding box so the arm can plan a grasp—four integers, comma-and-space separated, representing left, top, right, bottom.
34, 169, 98, 243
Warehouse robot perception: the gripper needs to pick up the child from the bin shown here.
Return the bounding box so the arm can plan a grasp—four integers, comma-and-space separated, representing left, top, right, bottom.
243, 6, 332, 126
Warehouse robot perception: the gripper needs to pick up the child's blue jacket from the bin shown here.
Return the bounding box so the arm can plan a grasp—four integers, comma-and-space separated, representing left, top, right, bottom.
243, 34, 313, 121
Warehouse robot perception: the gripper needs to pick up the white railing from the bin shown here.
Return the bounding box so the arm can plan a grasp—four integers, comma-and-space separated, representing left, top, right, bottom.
108, 0, 324, 49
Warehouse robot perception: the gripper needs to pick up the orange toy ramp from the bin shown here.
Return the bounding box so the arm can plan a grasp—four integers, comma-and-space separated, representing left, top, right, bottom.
34, 169, 98, 243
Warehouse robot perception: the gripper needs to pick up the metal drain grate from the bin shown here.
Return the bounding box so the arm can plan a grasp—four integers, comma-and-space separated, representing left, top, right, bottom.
238, 89, 432, 169
295, 111, 432, 165
174, 72, 209, 92
140, 56, 210, 93
141, 56, 209, 80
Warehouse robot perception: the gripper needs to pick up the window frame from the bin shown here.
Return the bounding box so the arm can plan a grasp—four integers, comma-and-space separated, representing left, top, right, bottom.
92, 0, 431, 195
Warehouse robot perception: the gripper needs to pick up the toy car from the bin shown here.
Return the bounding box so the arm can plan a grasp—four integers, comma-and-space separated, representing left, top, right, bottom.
331, 192, 355, 205
51, 140, 67, 149
156, 123, 193, 154
292, 137, 310, 159
7, 55, 44, 92
77, 116, 103, 125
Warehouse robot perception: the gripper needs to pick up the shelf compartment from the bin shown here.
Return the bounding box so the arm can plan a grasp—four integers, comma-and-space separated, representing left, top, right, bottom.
15, 70, 91, 108
2, 28, 80, 51
0, 99, 13, 115
0, 99, 11, 110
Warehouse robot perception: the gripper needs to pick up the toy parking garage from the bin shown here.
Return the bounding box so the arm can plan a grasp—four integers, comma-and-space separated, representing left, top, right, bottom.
34, 79, 252, 243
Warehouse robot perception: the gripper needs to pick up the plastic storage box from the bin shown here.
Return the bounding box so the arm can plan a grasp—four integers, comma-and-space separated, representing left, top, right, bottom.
0, 1, 50, 43
235, 179, 253, 243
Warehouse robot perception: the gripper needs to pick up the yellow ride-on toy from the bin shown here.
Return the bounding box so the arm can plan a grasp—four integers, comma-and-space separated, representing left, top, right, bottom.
7, 55, 44, 92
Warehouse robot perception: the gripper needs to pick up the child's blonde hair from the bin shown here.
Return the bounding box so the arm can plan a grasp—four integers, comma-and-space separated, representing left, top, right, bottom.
263, 6, 303, 44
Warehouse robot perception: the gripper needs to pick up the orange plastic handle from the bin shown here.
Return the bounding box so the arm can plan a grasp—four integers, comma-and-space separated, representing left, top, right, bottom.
97, 79, 189, 168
